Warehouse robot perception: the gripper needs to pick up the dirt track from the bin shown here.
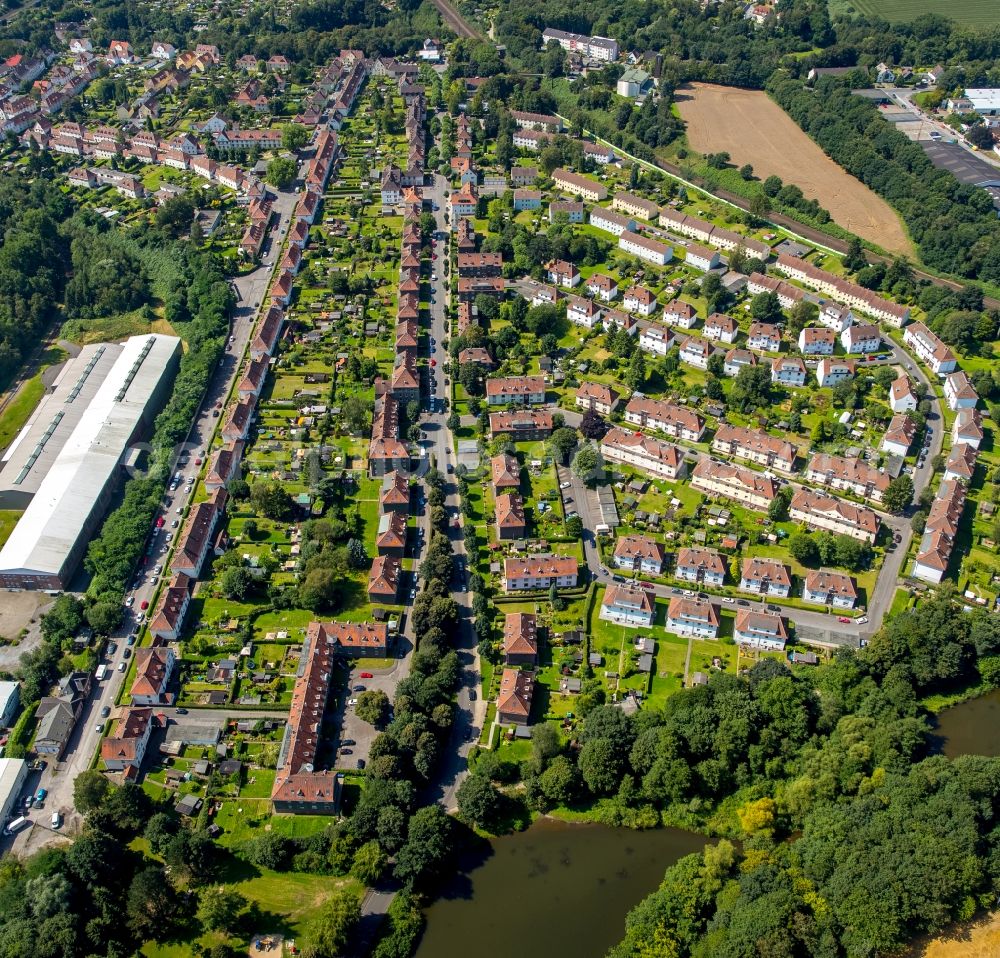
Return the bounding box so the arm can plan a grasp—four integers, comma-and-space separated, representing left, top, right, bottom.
676, 83, 914, 257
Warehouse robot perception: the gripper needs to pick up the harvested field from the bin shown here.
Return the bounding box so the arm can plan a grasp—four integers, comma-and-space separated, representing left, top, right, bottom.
676, 83, 914, 256
830, 0, 1000, 28
905, 910, 1000, 958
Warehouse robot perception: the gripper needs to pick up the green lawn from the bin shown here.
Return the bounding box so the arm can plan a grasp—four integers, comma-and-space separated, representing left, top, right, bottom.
0, 510, 21, 549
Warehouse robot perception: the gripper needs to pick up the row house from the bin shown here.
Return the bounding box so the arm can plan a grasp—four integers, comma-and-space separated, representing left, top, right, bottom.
600, 583, 655, 628
491, 453, 521, 491
774, 254, 910, 327
818, 303, 853, 332
251, 307, 284, 361
712, 425, 796, 472
584, 273, 618, 303
739, 557, 791, 598
368, 553, 402, 604
684, 243, 720, 272
458, 347, 494, 368
816, 357, 855, 388
497, 669, 534, 726
890, 374, 919, 413
771, 356, 807, 387
675, 547, 726, 587
747, 272, 804, 309
840, 323, 881, 354
205, 442, 244, 493
944, 370, 979, 411
747, 321, 781, 352
639, 324, 674, 357
704, 312, 737, 344
549, 200, 584, 223
734, 610, 787, 651
664, 301, 697, 329
944, 443, 978, 484
540, 28, 619, 61
623, 285, 657, 316
658, 208, 770, 260
953, 408, 984, 449
666, 597, 719, 639
724, 349, 756, 377
131, 648, 175, 706
513, 189, 542, 211
503, 555, 578, 592
101, 708, 155, 773
613, 535, 665, 575
566, 294, 602, 328
798, 326, 836, 355
170, 489, 228, 577
511, 166, 538, 187
881, 414, 917, 458
237, 358, 269, 402
380, 472, 412, 514
376, 511, 408, 556
802, 569, 858, 609
576, 381, 620, 415
552, 168, 607, 202
912, 479, 965, 584
486, 375, 546, 406
510, 110, 562, 132
546, 259, 580, 288
149, 573, 193, 642
612, 191, 659, 221
457, 252, 502, 277
601, 427, 687, 481
222, 398, 254, 442
624, 396, 705, 442
789, 489, 880, 542
805, 453, 890, 503
691, 458, 778, 512
582, 141, 616, 164
503, 612, 538, 666
680, 336, 712, 370
619, 230, 672, 266
489, 409, 554, 441
589, 206, 635, 237
512, 128, 551, 150
457, 277, 504, 303
496, 493, 527, 541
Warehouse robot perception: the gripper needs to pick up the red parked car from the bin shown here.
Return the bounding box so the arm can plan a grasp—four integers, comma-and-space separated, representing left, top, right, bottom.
359, 672, 373, 679
140, 600, 150, 611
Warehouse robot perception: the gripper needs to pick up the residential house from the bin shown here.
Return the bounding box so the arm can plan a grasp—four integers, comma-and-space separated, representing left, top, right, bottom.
944, 443, 978, 483
566, 295, 602, 328
131, 648, 174, 706
367, 555, 402, 604
101, 708, 155, 772
806, 453, 890, 503
816, 357, 855, 388
576, 381, 620, 415
953, 408, 984, 449
680, 337, 712, 370
503, 555, 578, 592
551, 168, 606, 201
613, 535, 666, 574
149, 573, 193, 642
619, 230, 672, 266
675, 547, 726, 587
612, 191, 659, 221
489, 410, 554, 441
724, 348, 757, 377
497, 668, 534, 725
638, 324, 674, 356
549, 200, 584, 223
704, 312, 737, 344
600, 583, 655, 627
496, 493, 527, 540
734, 610, 787, 651
600, 427, 687, 480
739, 557, 792, 598
802, 569, 858, 608
666, 597, 719, 638
589, 207, 635, 237
586, 273, 619, 301
623, 285, 657, 316
881, 414, 917, 458
491, 453, 521, 491
840, 323, 881, 354
711, 425, 796, 472
944, 371, 979, 411
376, 511, 408, 556
684, 243, 720, 272
503, 612, 538, 666
771, 356, 808, 386
798, 327, 836, 355
546, 259, 580, 288
790, 489, 879, 542
903, 322, 957, 375
664, 301, 697, 329
512, 189, 542, 211
691, 458, 778, 512
624, 397, 704, 441
486, 375, 546, 406
890, 375, 919, 412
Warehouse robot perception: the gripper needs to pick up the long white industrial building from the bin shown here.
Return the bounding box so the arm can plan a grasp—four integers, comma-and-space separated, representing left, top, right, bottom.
0, 334, 181, 590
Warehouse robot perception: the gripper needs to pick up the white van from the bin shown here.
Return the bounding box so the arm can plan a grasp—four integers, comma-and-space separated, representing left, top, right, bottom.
51, 812, 62, 829
5, 816, 28, 835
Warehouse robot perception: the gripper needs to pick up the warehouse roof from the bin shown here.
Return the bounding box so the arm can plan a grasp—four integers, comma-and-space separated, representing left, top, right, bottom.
0, 334, 181, 581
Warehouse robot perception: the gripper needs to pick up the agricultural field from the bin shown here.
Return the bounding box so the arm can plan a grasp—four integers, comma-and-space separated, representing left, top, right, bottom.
675, 83, 914, 256
829, 0, 1000, 27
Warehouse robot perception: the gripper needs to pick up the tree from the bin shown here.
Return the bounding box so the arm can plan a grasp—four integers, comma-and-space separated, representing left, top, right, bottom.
221, 566, 255, 600
126, 868, 184, 941
41, 594, 84, 645
394, 805, 454, 887
300, 888, 361, 958
739, 163, 754, 180
730, 364, 772, 411
547, 426, 578, 465
243, 832, 292, 871
767, 485, 793, 522
345, 538, 368, 569
565, 515, 583, 538
298, 567, 343, 611
250, 481, 293, 520
266, 156, 297, 189
571, 443, 604, 487
579, 409, 609, 440
842, 236, 867, 272
73, 770, 111, 814
539, 756, 581, 806
788, 530, 818, 565
456, 772, 505, 829
762, 174, 782, 197
625, 347, 646, 390
341, 395, 370, 433
967, 123, 995, 150
355, 690, 390, 727
883, 474, 914, 513
197, 887, 247, 933
750, 291, 783, 324
86, 600, 122, 636
281, 124, 309, 151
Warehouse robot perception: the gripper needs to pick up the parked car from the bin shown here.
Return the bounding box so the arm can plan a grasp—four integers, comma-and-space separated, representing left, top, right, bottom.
838, 616, 852, 624
352, 684, 366, 692
100, 706, 111, 718
359, 672, 373, 679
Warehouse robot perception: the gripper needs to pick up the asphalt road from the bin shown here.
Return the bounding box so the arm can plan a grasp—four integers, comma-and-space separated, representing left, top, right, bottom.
419, 168, 485, 811
3, 181, 300, 856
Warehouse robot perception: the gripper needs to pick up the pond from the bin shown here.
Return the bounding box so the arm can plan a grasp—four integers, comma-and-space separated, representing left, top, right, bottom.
934, 689, 1000, 758
415, 818, 708, 958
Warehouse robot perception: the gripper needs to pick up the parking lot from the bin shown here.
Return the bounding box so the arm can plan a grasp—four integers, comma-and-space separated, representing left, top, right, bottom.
333, 659, 406, 771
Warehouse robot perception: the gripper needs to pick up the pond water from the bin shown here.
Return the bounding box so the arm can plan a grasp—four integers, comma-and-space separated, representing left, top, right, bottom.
415, 818, 708, 958
934, 689, 1000, 758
